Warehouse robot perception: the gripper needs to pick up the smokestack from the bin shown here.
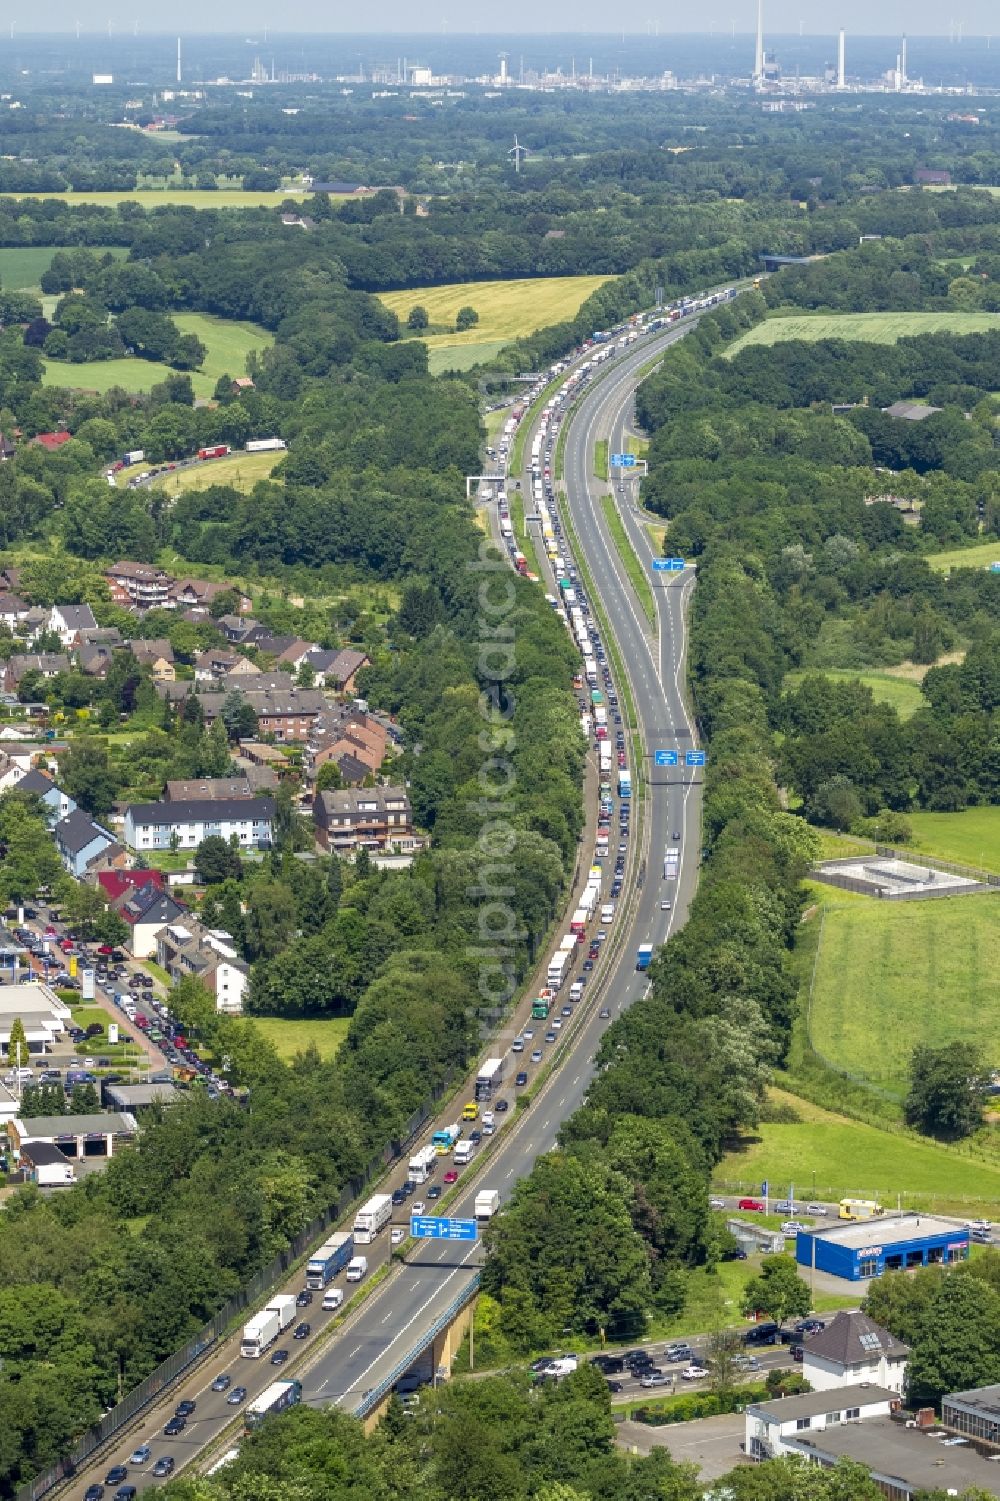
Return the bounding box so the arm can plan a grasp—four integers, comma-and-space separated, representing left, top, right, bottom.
837, 28, 845, 87
754, 0, 764, 84
895, 52, 901, 89
900, 34, 907, 85
176, 36, 181, 84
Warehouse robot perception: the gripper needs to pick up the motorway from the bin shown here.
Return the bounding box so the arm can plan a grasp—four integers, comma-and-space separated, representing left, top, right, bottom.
61, 315, 707, 1500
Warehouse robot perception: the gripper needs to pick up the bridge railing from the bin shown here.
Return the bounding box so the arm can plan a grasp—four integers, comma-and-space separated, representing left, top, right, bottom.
353, 1272, 482, 1420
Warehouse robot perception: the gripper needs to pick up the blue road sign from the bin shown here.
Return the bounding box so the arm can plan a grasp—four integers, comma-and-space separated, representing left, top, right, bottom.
410, 1215, 478, 1242
685, 750, 707, 767
652, 558, 671, 572
610, 453, 636, 468
666, 557, 686, 571
654, 750, 679, 767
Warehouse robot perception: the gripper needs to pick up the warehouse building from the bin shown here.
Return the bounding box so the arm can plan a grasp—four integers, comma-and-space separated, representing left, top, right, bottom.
795, 1215, 969, 1282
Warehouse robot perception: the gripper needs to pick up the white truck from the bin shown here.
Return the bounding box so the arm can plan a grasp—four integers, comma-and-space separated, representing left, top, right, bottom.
408, 1144, 437, 1185
475, 1190, 500, 1220
546, 950, 570, 991
353, 1191, 393, 1244
346, 1255, 368, 1282
601, 903, 615, 923
240, 1295, 294, 1358
454, 1139, 475, 1166
245, 437, 286, 452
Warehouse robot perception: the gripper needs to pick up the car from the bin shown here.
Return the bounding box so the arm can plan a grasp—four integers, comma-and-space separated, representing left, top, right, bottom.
401, 1179, 415, 1197
795, 1319, 826, 1336
427, 1183, 443, 1200
672, 831, 681, 841
391, 1227, 406, 1245
666, 1344, 693, 1363
582, 960, 593, 972
791, 1344, 804, 1362
733, 1355, 761, 1372
175, 1399, 196, 1418
599, 1006, 611, 1019
296, 1289, 313, 1306
494, 1098, 509, 1112
270, 1349, 289, 1365
544, 1030, 556, 1044
511, 1037, 524, 1052
211, 1373, 232, 1392
681, 1364, 709, 1381
152, 1458, 175, 1478
469, 1130, 482, 1145
738, 1198, 764, 1212
743, 1322, 779, 1346
128, 1445, 151, 1466
709, 1197, 726, 1210
782, 1220, 807, 1236
515, 1071, 528, 1087
293, 1322, 310, 1340
105, 1469, 128, 1487
412, 1200, 425, 1215
163, 1416, 186, 1436
114, 1488, 137, 1501
84, 1487, 105, 1501
623, 1350, 654, 1368
531, 1049, 543, 1063
640, 1371, 670, 1388
806, 1203, 826, 1215
444, 1169, 458, 1183
774, 1200, 794, 1214
523, 1028, 534, 1041
606, 1379, 624, 1393
392, 1187, 407, 1206
561, 1004, 573, 1017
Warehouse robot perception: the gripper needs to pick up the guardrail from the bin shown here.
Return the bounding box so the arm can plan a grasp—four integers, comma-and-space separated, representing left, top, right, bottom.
353, 1272, 482, 1419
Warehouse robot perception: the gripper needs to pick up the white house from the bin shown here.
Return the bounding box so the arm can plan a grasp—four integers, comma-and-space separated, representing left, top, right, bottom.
122, 796, 275, 853
802, 1310, 910, 1396
744, 1384, 900, 1463
48, 603, 98, 647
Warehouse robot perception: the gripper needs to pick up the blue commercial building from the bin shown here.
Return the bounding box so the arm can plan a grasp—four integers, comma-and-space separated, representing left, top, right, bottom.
796, 1215, 969, 1283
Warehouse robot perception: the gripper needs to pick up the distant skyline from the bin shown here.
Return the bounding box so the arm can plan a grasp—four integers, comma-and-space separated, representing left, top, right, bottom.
18, 10, 1000, 38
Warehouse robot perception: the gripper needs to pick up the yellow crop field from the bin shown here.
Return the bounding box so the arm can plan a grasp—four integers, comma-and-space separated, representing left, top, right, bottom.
118, 450, 283, 494
378, 275, 613, 365
1, 189, 312, 209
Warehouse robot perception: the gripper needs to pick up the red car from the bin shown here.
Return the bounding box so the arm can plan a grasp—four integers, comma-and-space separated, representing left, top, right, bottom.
738, 1198, 764, 1212
443, 1169, 458, 1184
58, 938, 75, 952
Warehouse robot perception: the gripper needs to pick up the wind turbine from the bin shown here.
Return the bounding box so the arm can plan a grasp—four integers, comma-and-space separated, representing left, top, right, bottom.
509, 134, 528, 173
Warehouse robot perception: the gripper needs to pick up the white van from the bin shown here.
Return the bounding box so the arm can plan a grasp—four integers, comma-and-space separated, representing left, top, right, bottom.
600, 904, 615, 923
346, 1256, 368, 1283
322, 1288, 344, 1311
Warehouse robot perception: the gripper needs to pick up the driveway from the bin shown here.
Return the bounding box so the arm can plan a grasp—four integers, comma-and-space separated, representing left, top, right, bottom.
616, 1411, 747, 1480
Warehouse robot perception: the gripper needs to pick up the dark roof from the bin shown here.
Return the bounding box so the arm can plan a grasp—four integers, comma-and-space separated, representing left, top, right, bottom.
19, 1140, 73, 1167
55, 808, 112, 855
805, 1309, 910, 1367
119, 888, 186, 928
127, 796, 276, 825
16, 768, 56, 795
53, 604, 97, 630
746, 1383, 897, 1423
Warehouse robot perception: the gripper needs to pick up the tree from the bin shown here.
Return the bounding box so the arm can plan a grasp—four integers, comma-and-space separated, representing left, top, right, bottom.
195, 835, 243, 886
741, 1255, 811, 1327
219, 690, 257, 742
455, 305, 479, 331
58, 740, 119, 819
6, 1015, 27, 1065
907, 1270, 1000, 1406
406, 305, 429, 330
904, 1042, 990, 1140
315, 760, 343, 793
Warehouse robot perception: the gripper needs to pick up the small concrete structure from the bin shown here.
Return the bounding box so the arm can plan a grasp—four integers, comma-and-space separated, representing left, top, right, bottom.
781, 1414, 1000, 1497
103, 1081, 180, 1112
812, 855, 984, 900
727, 1217, 786, 1256
19, 1139, 76, 1186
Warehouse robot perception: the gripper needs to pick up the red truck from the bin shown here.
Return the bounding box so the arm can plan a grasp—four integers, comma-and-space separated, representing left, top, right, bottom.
197, 444, 230, 461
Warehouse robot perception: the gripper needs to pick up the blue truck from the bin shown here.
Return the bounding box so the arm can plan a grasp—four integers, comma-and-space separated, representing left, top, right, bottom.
304, 1231, 354, 1290
636, 943, 654, 972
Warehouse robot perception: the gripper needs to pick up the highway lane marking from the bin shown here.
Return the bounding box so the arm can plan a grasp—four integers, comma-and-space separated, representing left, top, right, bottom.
349, 1345, 362, 1358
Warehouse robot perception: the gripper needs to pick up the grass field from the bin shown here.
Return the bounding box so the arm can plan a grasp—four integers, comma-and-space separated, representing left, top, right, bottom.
808, 894, 1000, 1098
427, 340, 508, 375
0, 245, 128, 289
135, 449, 284, 496
907, 807, 1000, 874
377, 275, 612, 365
783, 667, 926, 720
600, 496, 656, 626
927, 538, 1000, 573
718, 1088, 1000, 1215
42, 312, 273, 399
251, 1016, 351, 1062
4, 189, 310, 209
594, 438, 609, 481
725, 310, 1000, 358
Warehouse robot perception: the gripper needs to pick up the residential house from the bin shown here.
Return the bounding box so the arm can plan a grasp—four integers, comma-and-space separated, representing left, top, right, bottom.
251, 633, 301, 660
0, 433, 15, 461
231, 376, 255, 393
220, 671, 295, 693
883, 401, 942, 422
168, 578, 250, 612
156, 918, 248, 1013
32, 431, 72, 452
130, 639, 176, 682
302, 647, 369, 693
123, 796, 276, 853
0, 750, 29, 793
48, 604, 98, 648
915, 166, 951, 185
164, 777, 253, 802
308, 708, 388, 780
53, 808, 118, 877
313, 785, 413, 852
14, 768, 76, 823
3, 654, 71, 694
744, 1385, 900, 1463
274, 639, 320, 673
251, 687, 326, 741
77, 641, 116, 678
218, 614, 260, 643
194, 647, 245, 682
105, 561, 173, 610
0, 593, 30, 630
801, 1310, 910, 1396
112, 884, 188, 959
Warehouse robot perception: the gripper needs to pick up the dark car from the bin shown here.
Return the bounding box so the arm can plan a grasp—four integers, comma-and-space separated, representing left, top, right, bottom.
427, 1184, 442, 1200
791, 1344, 804, 1362
515, 1071, 528, 1087
85, 1489, 105, 1501
227, 1386, 248, 1405
152, 1459, 175, 1478
114, 1488, 137, 1501
392, 1187, 407, 1206
743, 1322, 779, 1346
175, 1400, 196, 1418
606, 1379, 624, 1393
105, 1469, 128, 1487
794, 1318, 826, 1335
163, 1417, 186, 1436
494, 1098, 509, 1112
211, 1374, 231, 1392
296, 1289, 313, 1307
293, 1322, 310, 1340
401, 1180, 416, 1197
271, 1348, 289, 1365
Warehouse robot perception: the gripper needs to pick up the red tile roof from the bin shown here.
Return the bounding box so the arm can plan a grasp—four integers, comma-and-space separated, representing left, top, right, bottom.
97, 869, 165, 903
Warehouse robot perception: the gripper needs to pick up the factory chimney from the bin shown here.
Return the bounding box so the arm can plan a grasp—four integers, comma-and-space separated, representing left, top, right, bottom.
837, 28, 845, 88
900, 33, 907, 85
753, 0, 765, 84
176, 36, 181, 84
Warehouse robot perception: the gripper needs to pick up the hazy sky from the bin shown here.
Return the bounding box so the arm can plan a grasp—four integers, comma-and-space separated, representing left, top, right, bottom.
26, 4, 1000, 36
